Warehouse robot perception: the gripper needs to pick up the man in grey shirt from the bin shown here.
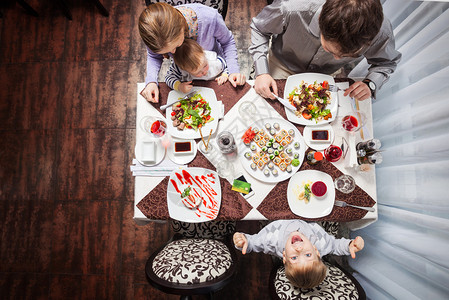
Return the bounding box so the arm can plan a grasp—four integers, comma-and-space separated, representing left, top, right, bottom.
250, 0, 401, 101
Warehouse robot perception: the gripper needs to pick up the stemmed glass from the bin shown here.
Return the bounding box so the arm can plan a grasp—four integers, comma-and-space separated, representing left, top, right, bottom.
140, 116, 167, 138
341, 111, 366, 133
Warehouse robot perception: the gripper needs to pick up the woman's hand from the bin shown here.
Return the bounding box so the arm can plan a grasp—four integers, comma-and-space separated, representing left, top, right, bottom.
228, 73, 246, 87
233, 232, 248, 254
254, 73, 277, 99
349, 236, 365, 258
140, 82, 159, 103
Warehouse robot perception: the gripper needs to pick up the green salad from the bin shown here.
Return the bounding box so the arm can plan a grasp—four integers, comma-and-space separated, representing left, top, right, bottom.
171, 93, 213, 131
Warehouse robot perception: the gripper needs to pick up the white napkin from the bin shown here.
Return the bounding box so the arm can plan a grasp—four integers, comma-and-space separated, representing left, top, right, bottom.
130, 158, 183, 177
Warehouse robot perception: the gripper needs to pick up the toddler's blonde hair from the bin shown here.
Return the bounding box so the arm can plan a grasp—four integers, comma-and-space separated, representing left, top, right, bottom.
173, 39, 205, 73
284, 259, 327, 289
138, 3, 188, 53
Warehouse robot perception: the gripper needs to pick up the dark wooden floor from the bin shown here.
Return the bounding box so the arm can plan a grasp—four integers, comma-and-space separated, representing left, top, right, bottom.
0, 0, 271, 299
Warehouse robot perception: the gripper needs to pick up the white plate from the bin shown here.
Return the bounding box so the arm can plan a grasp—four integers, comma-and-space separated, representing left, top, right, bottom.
134, 137, 166, 166
284, 73, 338, 126
167, 167, 221, 223
303, 124, 334, 151
287, 170, 335, 218
166, 87, 220, 140
238, 117, 307, 183
167, 138, 197, 165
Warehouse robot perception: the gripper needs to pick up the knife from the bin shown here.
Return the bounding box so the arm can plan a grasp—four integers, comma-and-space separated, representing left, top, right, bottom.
270, 93, 297, 111
160, 91, 196, 111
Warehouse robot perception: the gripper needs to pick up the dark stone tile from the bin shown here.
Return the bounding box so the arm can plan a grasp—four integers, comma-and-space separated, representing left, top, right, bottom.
0, 130, 57, 201
49, 274, 82, 300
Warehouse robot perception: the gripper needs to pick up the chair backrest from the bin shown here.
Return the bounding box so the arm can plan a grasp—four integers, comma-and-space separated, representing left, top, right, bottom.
269, 259, 366, 300
144, 0, 228, 20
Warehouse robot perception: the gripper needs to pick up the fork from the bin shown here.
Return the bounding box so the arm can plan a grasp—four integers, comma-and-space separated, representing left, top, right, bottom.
328, 84, 343, 92
160, 91, 196, 111
334, 200, 375, 212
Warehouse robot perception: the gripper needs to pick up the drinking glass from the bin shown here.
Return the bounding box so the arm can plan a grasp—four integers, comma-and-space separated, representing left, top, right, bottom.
238, 101, 257, 123
324, 145, 342, 162
341, 111, 366, 133
140, 116, 167, 138
215, 160, 235, 181
334, 174, 356, 193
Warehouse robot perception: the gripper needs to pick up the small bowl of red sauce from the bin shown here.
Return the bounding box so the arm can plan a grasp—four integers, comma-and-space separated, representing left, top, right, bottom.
311, 181, 327, 199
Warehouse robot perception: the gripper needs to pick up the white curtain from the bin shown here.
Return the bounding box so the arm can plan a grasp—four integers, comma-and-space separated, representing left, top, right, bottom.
348, 1, 449, 299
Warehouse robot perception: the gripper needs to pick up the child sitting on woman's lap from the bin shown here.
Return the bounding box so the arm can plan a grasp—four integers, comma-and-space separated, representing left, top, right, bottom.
233, 220, 364, 288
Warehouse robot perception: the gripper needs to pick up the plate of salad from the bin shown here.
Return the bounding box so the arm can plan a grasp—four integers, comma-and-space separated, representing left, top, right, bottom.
284, 73, 338, 126
166, 87, 222, 139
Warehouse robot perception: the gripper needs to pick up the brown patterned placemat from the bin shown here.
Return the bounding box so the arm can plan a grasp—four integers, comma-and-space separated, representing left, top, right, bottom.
255, 79, 375, 221
136, 151, 254, 220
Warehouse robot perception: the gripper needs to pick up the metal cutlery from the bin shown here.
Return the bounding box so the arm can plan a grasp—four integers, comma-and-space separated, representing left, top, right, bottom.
160, 91, 196, 111
328, 84, 342, 93
270, 93, 297, 111
334, 200, 375, 212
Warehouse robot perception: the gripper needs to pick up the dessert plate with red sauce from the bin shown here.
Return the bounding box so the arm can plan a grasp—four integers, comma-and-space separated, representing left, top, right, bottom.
167, 167, 221, 222
287, 170, 335, 218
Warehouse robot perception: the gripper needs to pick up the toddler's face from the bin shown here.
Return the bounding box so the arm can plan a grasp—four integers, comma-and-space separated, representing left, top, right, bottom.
283, 231, 320, 265
190, 56, 209, 77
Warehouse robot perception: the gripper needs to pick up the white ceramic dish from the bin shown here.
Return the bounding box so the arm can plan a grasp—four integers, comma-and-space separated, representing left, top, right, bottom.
238, 117, 306, 183
167, 138, 197, 165
303, 124, 334, 151
287, 170, 335, 218
135, 137, 166, 166
284, 73, 338, 126
166, 87, 221, 140
167, 167, 221, 223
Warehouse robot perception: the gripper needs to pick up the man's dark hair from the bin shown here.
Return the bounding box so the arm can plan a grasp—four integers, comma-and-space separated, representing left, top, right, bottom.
319, 0, 384, 55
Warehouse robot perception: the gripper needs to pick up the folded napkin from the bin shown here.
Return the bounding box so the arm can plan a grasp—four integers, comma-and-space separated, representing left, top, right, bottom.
130, 158, 183, 177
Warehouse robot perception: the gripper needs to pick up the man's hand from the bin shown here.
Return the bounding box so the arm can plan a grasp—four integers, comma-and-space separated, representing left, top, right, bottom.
254, 73, 277, 99
344, 81, 371, 101
140, 82, 159, 103
349, 236, 365, 259
178, 81, 193, 93
215, 74, 228, 85
228, 73, 246, 87
233, 232, 248, 255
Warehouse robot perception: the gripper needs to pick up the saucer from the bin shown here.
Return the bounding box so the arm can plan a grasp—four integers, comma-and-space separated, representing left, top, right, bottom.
167, 138, 197, 165
135, 137, 166, 166
303, 124, 334, 151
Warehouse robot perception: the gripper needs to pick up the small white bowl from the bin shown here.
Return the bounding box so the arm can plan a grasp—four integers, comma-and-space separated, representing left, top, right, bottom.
311, 181, 328, 199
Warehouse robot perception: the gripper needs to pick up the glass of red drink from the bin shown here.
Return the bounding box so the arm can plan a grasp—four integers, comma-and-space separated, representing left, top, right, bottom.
341, 111, 365, 132
140, 116, 167, 138
324, 145, 343, 162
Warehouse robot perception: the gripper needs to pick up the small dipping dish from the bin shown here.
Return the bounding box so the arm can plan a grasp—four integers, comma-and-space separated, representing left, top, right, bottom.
173, 140, 194, 156
311, 181, 327, 199
311, 129, 331, 143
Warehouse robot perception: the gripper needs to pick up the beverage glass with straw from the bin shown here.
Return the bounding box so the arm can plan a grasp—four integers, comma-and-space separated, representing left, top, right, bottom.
199, 128, 213, 154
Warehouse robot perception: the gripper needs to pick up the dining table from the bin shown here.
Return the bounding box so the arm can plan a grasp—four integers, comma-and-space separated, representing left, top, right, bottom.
132, 77, 378, 231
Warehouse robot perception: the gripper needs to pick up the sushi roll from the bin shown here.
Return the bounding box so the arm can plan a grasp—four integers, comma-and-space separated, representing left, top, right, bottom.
267, 141, 273, 148
253, 135, 261, 142
281, 139, 289, 147
267, 148, 274, 154
268, 162, 274, 169
273, 142, 279, 149
250, 143, 257, 151
284, 135, 293, 143
286, 165, 292, 173
294, 142, 300, 149
293, 152, 299, 159
263, 169, 270, 176
283, 157, 292, 165
244, 152, 252, 159
273, 123, 280, 130
273, 157, 282, 165
288, 129, 295, 136
262, 155, 270, 163
269, 138, 275, 143
250, 163, 257, 170
253, 127, 259, 134
257, 139, 266, 147
279, 152, 288, 159
280, 129, 288, 138
274, 150, 280, 156
278, 145, 284, 152
279, 162, 287, 171
265, 123, 271, 130
270, 129, 276, 136
286, 148, 293, 154
261, 146, 268, 152
269, 154, 275, 160
257, 160, 265, 169
271, 169, 278, 176
274, 134, 283, 143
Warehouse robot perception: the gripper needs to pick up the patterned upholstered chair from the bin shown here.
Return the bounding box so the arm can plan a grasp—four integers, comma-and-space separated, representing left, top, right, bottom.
145, 233, 237, 299
269, 258, 366, 300
144, 0, 229, 20
171, 219, 236, 239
